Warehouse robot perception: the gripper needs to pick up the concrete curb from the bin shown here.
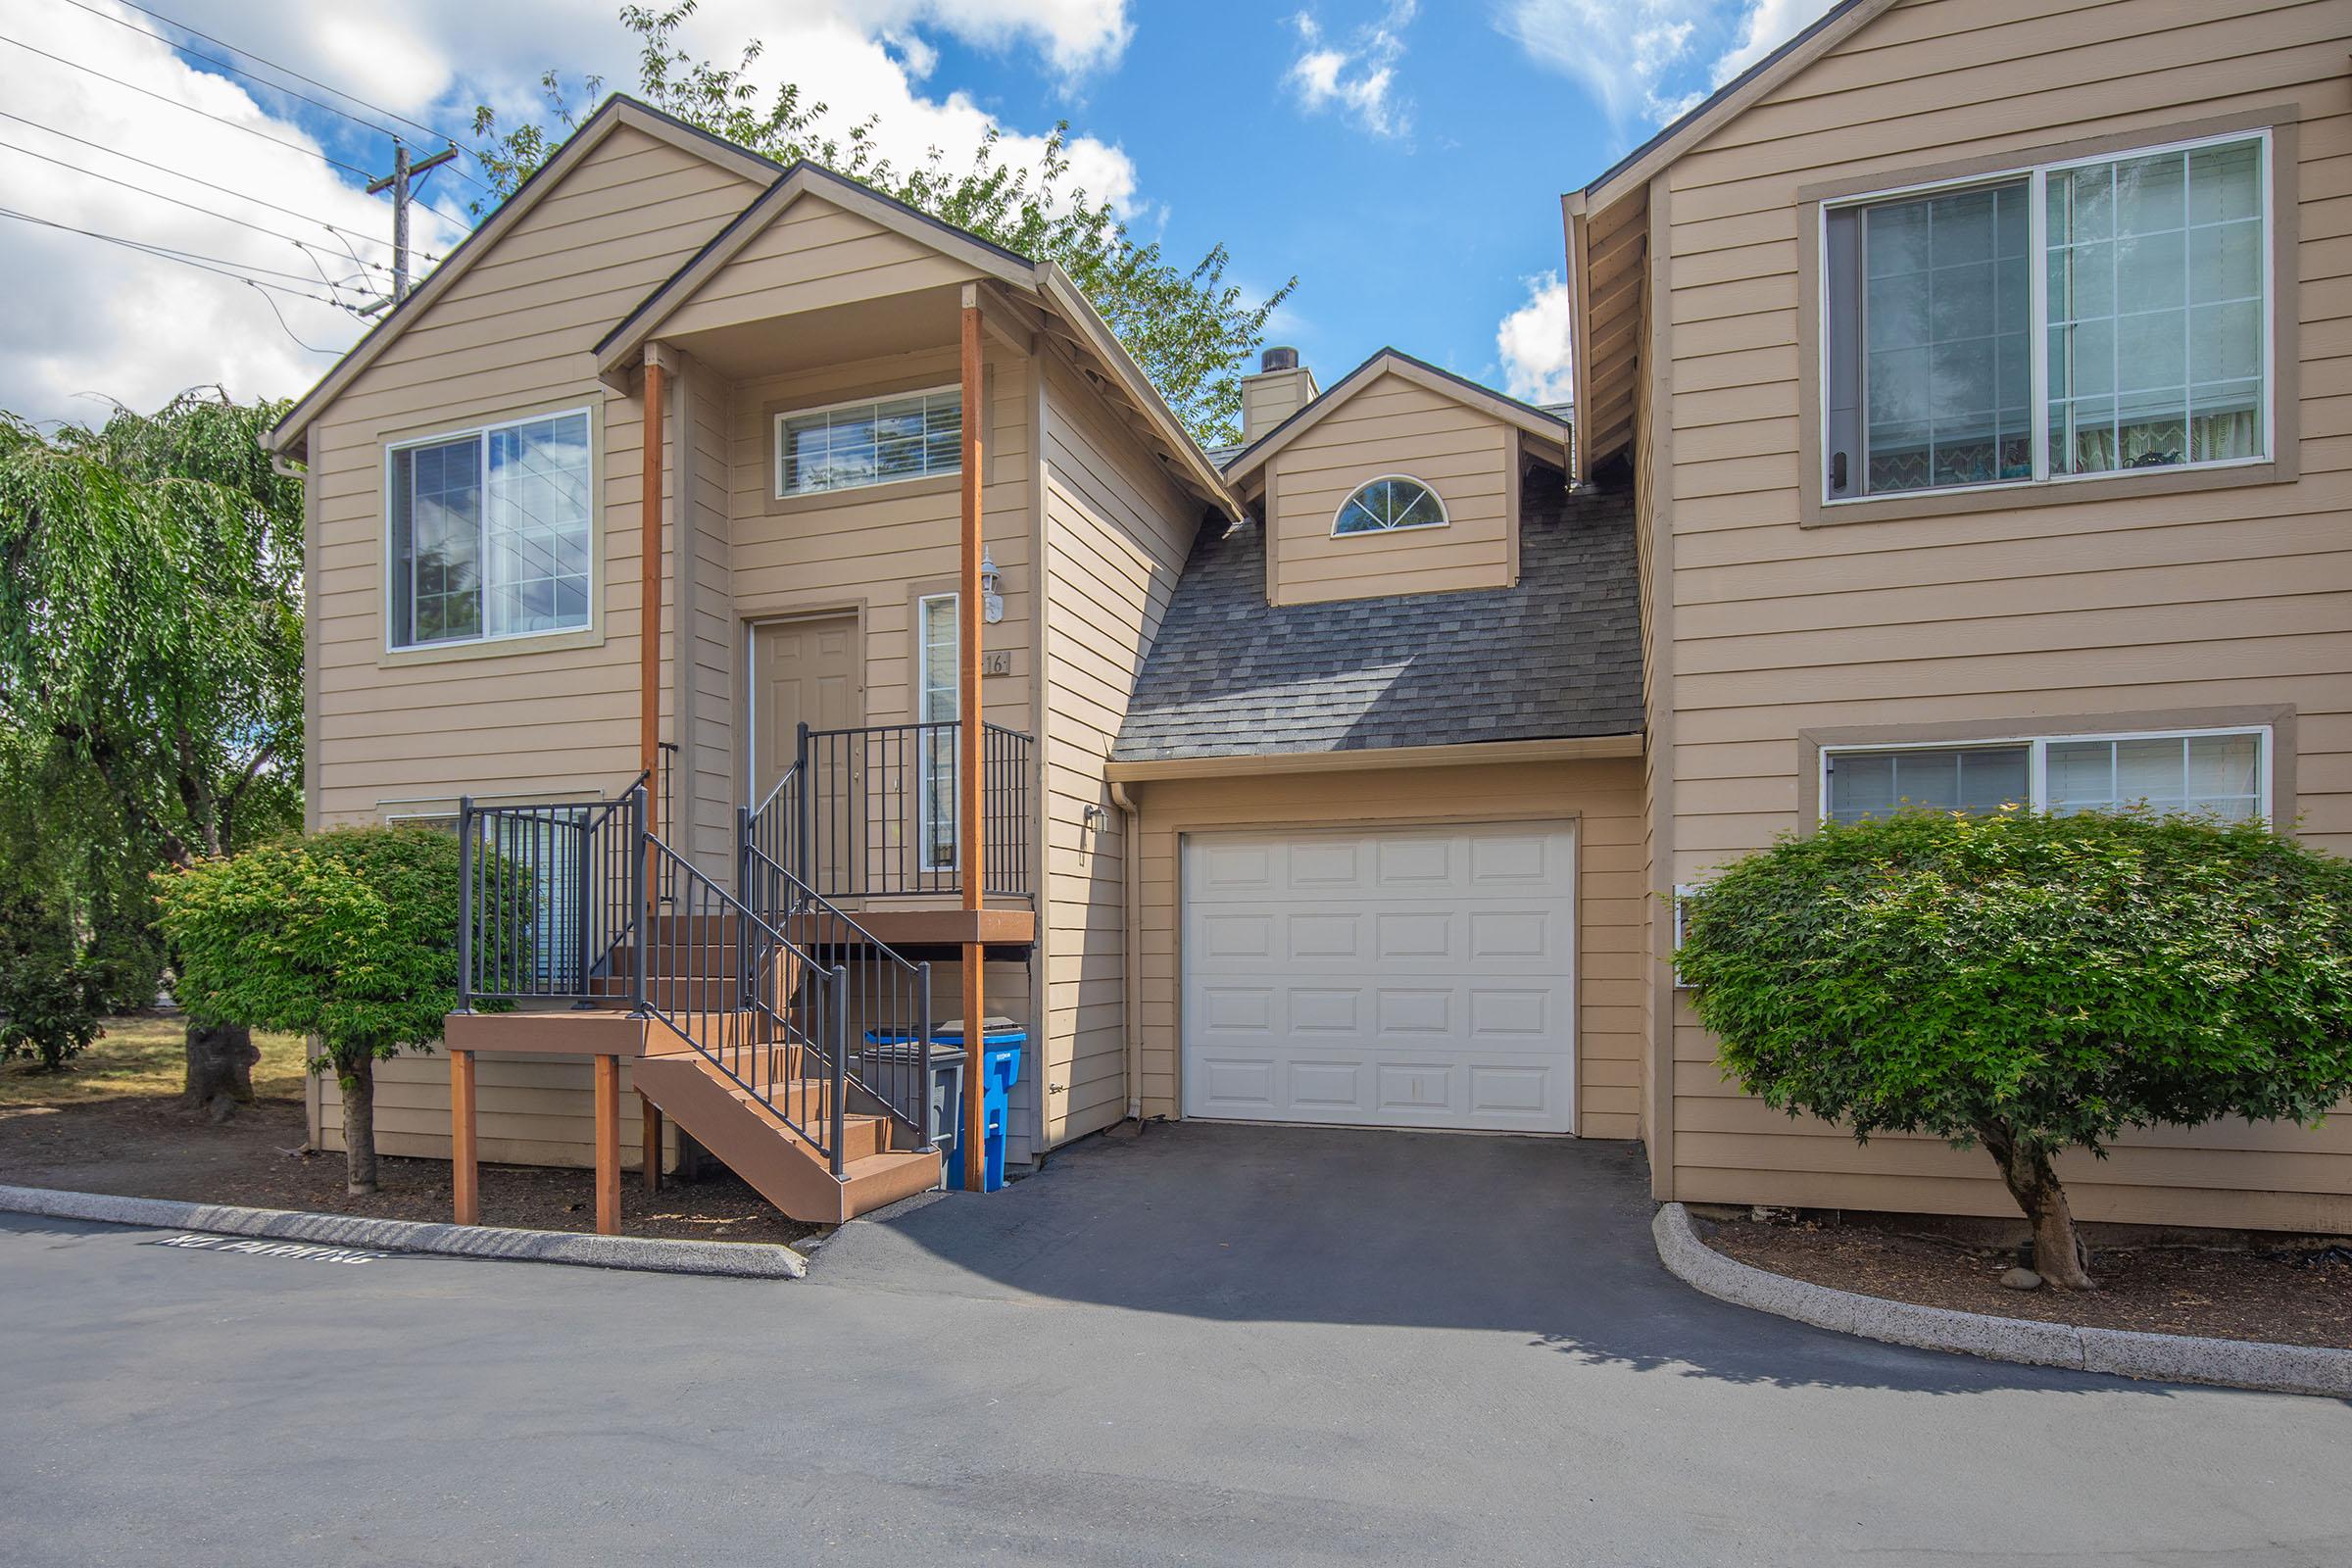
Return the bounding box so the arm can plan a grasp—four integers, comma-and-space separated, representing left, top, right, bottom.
1653, 1202, 2352, 1399
0, 1183, 806, 1280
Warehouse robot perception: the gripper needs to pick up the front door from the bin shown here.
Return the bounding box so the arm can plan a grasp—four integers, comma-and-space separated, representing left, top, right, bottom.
751, 614, 862, 892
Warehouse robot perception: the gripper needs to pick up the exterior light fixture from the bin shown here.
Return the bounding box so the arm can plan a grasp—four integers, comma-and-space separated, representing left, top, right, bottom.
978, 548, 1004, 623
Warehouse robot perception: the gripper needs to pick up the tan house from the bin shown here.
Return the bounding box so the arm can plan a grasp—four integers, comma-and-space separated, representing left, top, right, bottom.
1563, 0, 2351, 1231
269, 0, 2351, 1237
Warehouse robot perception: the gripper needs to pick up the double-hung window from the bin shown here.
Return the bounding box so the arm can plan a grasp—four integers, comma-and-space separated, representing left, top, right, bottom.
1822, 727, 2270, 825
776, 387, 961, 497
1823, 131, 2270, 502
387, 409, 593, 650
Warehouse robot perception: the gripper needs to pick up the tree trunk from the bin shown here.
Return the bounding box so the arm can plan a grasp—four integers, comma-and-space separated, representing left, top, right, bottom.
1978, 1121, 2094, 1289
183, 1017, 258, 1122
341, 1054, 379, 1196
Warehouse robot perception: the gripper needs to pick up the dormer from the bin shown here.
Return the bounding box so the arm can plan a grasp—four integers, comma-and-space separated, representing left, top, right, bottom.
1221, 349, 1573, 607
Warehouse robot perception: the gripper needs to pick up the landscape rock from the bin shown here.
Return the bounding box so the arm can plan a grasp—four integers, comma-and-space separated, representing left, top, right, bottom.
2000, 1266, 2043, 1291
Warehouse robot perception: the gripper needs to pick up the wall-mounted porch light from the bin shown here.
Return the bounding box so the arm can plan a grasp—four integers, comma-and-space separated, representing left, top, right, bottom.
978, 548, 1004, 624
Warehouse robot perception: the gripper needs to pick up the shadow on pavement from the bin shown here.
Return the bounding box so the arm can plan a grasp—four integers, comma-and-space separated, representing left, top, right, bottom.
814, 1119, 2193, 1398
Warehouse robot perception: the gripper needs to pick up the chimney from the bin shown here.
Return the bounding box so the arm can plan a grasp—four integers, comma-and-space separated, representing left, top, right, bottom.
1240, 346, 1317, 442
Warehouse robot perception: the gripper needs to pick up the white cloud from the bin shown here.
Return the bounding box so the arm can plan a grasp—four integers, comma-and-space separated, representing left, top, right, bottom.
1496, 272, 1574, 406
1498, 0, 1833, 129
1285, 4, 1415, 140
1, 0, 1140, 426
1708, 0, 1821, 85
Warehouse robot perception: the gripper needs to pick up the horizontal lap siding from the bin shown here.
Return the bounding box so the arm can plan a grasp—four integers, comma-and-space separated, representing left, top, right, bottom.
1659, 0, 2352, 1227
307, 125, 761, 830
1267, 374, 1515, 605
317, 1050, 675, 1172
1040, 356, 1200, 1146
1133, 760, 1646, 1139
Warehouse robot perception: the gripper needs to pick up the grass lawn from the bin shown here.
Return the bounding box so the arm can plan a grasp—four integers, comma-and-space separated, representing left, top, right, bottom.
0, 1014, 308, 1107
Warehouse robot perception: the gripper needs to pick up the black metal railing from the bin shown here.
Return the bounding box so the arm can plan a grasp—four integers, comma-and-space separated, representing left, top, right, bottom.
641, 823, 853, 1172
654, 740, 679, 907
739, 829, 939, 1148
458, 784, 643, 1005
776, 720, 1032, 902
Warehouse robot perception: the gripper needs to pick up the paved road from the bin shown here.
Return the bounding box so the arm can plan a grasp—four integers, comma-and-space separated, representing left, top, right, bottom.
2, 1123, 2347, 1566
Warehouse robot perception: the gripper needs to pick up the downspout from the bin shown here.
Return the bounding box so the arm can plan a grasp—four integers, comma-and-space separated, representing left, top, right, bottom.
1108, 779, 1144, 1124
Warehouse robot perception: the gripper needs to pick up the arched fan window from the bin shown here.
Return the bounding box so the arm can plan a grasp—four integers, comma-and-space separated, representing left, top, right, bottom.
1332, 474, 1447, 535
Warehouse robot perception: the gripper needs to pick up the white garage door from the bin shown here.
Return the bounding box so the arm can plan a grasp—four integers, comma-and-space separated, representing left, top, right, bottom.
1181, 822, 1576, 1133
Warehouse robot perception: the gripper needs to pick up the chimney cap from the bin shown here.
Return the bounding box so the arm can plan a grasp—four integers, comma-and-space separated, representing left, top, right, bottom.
1258, 345, 1299, 373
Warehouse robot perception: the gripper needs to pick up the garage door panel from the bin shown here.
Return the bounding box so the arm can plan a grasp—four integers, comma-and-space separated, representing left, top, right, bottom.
1181, 822, 1576, 1135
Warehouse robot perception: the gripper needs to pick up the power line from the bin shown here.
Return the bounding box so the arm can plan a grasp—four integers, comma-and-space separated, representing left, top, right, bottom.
0, 30, 378, 181
0, 132, 393, 279
0, 108, 395, 260
0, 204, 359, 303
56, 0, 496, 195
54, 0, 497, 195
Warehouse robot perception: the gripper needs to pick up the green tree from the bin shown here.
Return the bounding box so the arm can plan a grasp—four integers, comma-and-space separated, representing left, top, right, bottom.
0, 388, 304, 1116
1676, 809, 2352, 1290
0, 887, 107, 1072
471, 2, 1294, 447
155, 828, 476, 1195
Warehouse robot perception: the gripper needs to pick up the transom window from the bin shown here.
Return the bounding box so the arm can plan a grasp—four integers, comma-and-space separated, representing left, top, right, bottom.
387, 408, 593, 651
1824, 131, 2269, 501
1332, 474, 1447, 535
776, 387, 961, 497
1823, 727, 2270, 825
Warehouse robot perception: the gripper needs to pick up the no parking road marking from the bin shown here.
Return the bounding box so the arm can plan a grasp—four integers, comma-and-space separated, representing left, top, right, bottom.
150, 1234, 391, 1265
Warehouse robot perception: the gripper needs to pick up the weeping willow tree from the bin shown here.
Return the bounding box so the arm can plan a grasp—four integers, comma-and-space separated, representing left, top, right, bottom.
472, 1, 1293, 447
0, 388, 304, 1117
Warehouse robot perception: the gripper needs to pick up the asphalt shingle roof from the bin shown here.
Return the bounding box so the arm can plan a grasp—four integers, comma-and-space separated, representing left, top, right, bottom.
1112, 471, 1642, 762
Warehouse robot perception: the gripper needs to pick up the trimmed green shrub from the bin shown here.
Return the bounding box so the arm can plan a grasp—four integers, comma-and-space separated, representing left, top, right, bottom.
1677, 808, 2352, 1288
0, 889, 107, 1071
155, 827, 472, 1194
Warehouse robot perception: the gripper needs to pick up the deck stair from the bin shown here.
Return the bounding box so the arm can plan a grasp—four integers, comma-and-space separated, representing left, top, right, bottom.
453, 776, 947, 1225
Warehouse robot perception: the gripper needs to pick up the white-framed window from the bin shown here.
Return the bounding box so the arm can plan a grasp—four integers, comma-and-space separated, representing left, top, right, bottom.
1821, 726, 2271, 826
775, 386, 961, 498
1672, 883, 1701, 989
1822, 129, 2270, 502
1332, 474, 1448, 535
917, 593, 958, 872
386, 408, 594, 651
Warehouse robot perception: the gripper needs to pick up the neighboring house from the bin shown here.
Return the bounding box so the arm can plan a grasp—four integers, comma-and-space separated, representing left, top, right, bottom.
267, 0, 2352, 1236
1562, 0, 2351, 1230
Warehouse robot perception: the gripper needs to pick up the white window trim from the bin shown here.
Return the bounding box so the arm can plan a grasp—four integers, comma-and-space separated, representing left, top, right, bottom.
1672, 882, 1700, 989
1329, 472, 1451, 537
382, 405, 597, 655
916, 592, 958, 874
1818, 724, 2275, 826
1818, 126, 2274, 508
772, 383, 962, 500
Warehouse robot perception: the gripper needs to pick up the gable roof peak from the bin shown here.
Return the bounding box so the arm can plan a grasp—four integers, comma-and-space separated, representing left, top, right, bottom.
1220, 346, 1570, 482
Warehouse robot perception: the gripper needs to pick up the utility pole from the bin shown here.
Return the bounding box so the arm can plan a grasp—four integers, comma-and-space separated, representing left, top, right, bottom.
365, 139, 458, 309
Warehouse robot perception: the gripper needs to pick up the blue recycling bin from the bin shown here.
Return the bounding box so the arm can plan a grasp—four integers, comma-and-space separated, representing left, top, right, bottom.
861, 1021, 1024, 1193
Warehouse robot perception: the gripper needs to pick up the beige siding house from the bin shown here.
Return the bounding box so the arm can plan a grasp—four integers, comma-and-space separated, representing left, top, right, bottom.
266, 0, 2351, 1239
1565, 0, 2352, 1231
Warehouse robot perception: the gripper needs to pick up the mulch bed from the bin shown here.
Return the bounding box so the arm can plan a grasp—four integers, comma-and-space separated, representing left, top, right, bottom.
0, 1095, 817, 1249
1699, 1211, 2352, 1349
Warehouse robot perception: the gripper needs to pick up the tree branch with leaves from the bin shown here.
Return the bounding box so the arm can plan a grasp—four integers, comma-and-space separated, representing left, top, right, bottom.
471, 1, 1294, 448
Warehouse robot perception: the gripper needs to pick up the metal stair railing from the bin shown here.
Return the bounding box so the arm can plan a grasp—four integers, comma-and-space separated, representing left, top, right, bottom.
740, 819, 938, 1151
640, 790, 852, 1173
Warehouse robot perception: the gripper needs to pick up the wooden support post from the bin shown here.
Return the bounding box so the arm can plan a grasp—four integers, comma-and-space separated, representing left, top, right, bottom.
957, 288, 987, 1192
641, 1093, 662, 1194
450, 1049, 478, 1226
594, 1054, 621, 1235
639, 347, 667, 838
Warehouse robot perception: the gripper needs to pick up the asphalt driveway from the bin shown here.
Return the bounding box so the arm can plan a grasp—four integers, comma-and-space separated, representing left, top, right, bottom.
2, 1121, 2348, 1566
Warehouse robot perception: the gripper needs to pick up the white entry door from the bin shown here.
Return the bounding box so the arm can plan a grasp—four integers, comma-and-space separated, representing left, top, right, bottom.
1181, 822, 1577, 1133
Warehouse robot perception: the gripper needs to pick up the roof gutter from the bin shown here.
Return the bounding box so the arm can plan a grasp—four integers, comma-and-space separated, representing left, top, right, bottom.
1104, 733, 1643, 785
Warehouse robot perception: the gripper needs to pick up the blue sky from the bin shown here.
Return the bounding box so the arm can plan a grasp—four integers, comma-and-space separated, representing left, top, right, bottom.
0, 0, 1828, 424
